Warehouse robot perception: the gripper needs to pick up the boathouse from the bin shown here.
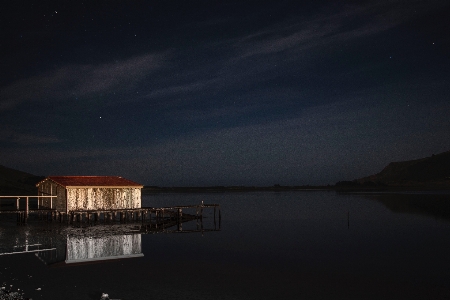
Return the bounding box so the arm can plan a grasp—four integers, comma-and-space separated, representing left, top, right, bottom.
36, 176, 143, 213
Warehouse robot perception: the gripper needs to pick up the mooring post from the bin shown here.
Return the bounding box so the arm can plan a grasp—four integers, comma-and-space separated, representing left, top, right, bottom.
177, 208, 183, 231
25, 197, 29, 220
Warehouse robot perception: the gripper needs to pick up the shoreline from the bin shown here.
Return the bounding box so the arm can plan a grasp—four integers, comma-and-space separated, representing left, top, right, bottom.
142, 185, 450, 194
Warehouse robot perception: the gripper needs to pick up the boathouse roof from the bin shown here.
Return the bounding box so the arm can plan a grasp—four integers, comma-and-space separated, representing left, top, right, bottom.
36, 176, 144, 188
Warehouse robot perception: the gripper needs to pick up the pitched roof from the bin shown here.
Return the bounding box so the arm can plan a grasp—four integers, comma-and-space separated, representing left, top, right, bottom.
37, 176, 143, 188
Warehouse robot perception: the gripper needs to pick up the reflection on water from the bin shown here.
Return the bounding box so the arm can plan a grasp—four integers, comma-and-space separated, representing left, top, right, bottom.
347, 192, 450, 221
0, 210, 218, 266
66, 234, 143, 264
1, 191, 450, 300
0, 225, 144, 266
33, 231, 144, 266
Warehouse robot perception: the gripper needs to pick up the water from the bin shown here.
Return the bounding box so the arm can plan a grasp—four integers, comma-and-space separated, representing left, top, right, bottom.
1, 191, 450, 299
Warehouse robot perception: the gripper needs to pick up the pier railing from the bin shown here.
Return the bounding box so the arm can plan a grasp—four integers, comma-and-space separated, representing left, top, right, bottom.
0, 195, 58, 213
0, 196, 220, 230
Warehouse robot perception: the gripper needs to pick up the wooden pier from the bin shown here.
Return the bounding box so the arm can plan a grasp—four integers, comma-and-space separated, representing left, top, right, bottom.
0, 196, 221, 229
0, 195, 58, 223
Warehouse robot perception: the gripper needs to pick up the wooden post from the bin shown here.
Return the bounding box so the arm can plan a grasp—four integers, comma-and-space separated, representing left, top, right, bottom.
26, 197, 29, 219
177, 208, 182, 231
16, 197, 20, 210
214, 206, 216, 229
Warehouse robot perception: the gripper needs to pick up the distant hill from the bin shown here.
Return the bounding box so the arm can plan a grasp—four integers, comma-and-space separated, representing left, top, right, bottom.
0, 165, 44, 195
354, 150, 450, 187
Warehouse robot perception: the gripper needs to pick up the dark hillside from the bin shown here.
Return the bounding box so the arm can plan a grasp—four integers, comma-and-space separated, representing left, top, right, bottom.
0, 165, 43, 195
356, 150, 450, 187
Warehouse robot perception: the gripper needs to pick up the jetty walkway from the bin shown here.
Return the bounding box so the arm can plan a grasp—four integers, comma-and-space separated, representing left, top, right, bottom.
0, 196, 221, 226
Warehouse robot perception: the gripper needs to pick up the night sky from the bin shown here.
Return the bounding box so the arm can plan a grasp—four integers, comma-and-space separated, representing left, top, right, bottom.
1, 0, 449, 186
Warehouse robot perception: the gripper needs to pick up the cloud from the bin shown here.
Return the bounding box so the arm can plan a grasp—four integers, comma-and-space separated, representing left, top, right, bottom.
4, 94, 449, 185
145, 78, 218, 99
0, 128, 61, 145
0, 52, 168, 112
138, 0, 446, 111
233, 0, 446, 59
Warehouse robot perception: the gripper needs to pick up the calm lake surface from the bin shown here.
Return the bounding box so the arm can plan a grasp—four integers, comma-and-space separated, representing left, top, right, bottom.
1, 191, 450, 300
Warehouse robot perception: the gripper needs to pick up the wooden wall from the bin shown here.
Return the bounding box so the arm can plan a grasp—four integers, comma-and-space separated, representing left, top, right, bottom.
66, 187, 141, 210
37, 181, 66, 211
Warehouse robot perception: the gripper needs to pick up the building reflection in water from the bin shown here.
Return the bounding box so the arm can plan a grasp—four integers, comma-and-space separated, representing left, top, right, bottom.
1, 212, 220, 266
33, 229, 144, 266
65, 234, 143, 264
